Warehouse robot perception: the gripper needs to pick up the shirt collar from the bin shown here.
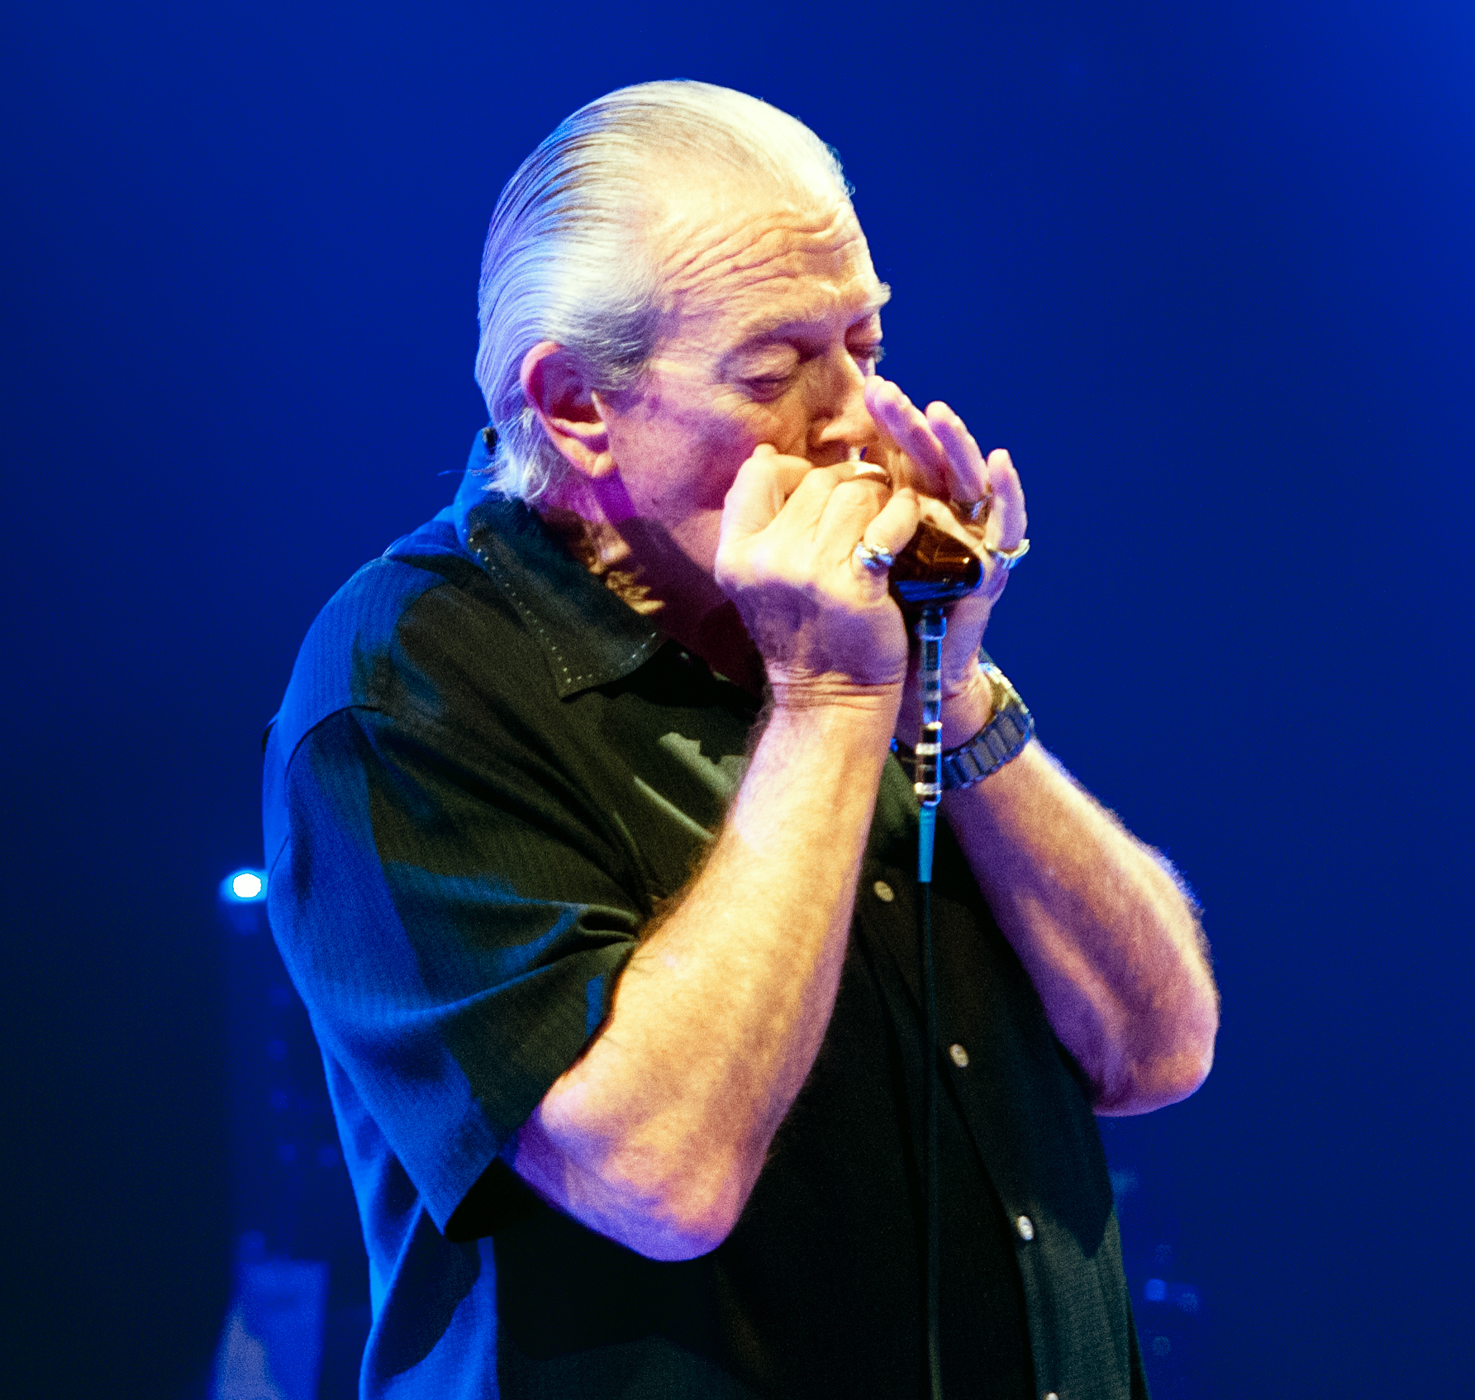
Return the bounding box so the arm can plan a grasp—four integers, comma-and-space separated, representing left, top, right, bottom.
451, 430, 666, 699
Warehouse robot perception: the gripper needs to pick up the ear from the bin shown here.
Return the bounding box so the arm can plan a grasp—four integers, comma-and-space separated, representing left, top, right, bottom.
519, 341, 616, 479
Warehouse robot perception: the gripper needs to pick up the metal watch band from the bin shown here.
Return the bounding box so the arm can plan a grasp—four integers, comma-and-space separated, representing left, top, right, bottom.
939, 691, 1034, 789
895, 654, 1035, 791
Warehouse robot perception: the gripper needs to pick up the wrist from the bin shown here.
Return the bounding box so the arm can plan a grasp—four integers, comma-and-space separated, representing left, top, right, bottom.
937, 664, 996, 749
893, 653, 1034, 791
768, 674, 903, 722
763, 683, 900, 763
737, 690, 898, 848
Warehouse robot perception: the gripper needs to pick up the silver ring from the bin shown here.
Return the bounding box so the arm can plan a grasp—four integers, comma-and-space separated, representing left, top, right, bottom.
982, 537, 1030, 570
852, 540, 895, 574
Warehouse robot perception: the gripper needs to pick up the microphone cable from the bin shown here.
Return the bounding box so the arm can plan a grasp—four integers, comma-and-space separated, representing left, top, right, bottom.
913, 604, 947, 1400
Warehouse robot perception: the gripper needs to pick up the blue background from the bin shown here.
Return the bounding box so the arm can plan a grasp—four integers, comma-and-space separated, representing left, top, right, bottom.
3, 2, 1471, 1394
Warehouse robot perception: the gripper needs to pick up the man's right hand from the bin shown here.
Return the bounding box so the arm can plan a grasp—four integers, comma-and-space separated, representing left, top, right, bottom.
713, 444, 921, 705
516, 452, 912, 1262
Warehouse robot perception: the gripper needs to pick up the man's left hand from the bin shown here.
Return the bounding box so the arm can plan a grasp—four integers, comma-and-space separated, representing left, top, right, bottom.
864, 376, 1028, 748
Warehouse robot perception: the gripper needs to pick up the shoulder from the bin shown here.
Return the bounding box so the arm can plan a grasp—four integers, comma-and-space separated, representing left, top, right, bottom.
262, 512, 555, 868
267, 514, 531, 767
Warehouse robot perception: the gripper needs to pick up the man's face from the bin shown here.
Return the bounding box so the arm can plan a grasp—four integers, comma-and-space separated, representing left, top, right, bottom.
598, 180, 890, 576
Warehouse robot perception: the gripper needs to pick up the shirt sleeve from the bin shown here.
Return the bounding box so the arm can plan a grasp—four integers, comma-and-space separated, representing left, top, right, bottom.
267, 700, 644, 1233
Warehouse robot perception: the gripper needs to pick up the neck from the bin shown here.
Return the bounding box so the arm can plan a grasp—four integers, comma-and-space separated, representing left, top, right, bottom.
535, 478, 765, 695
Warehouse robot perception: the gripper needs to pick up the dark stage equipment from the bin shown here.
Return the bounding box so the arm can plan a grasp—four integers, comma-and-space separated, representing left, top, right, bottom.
211, 871, 370, 1400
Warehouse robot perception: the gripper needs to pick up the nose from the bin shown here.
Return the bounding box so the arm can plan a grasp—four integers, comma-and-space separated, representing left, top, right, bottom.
809, 346, 877, 461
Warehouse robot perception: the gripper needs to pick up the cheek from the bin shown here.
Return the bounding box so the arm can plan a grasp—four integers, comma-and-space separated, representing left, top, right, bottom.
619, 415, 734, 574
636, 405, 767, 513
610, 369, 804, 518
685, 417, 765, 509
700, 387, 818, 473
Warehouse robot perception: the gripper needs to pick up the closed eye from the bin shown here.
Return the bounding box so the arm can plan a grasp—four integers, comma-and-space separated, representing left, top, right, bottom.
742, 371, 797, 399
739, 341, 883, 398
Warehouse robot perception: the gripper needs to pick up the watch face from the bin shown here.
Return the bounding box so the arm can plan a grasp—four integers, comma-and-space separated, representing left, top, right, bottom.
980, 663, 1017, 718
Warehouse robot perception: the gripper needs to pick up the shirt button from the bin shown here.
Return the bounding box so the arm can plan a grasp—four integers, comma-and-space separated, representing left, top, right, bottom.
872, 880, 895, 903
1015, 1215, 1035, 1241
948, 1043, 970, 1068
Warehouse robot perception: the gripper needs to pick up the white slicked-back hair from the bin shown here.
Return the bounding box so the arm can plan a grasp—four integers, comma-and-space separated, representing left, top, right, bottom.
474, 80, 853, 504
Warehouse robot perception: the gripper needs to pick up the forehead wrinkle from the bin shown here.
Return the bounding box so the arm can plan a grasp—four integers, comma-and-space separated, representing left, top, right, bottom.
729, 283, 891, 346
656, 200, 872, 313
669, 255, 884, 373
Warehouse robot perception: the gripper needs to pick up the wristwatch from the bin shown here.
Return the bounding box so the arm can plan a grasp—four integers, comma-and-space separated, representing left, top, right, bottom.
894, 651, 1035, 791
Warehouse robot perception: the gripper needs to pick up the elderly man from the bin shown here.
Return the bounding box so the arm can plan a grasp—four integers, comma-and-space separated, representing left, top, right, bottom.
264, 81, 1217, 1400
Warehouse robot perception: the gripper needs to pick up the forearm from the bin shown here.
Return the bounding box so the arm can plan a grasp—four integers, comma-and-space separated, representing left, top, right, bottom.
944, 738, 1218, 1115
514, 693, 898, 1259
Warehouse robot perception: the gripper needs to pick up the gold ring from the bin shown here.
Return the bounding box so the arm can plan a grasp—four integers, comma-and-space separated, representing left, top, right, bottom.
982, 537, 1030, 570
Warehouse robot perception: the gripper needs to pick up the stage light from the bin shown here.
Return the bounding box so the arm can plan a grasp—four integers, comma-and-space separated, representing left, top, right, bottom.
222, 869, 267, 903
233, 872, 263, 899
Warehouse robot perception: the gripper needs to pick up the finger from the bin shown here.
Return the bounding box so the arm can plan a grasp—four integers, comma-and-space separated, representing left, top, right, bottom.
812, 464, 893, 561
926, 402, 989, 509
719, 445, 820, 547
864, 377, 951, 496
779, 461, 847, 536
835, 456, 894, 490
850, 488, 922, 585
982, 449, 1027, 552
863, 486, 922, 558
825, 451, 895, 518
818, 464, 894, 552
867, 377, 948, 481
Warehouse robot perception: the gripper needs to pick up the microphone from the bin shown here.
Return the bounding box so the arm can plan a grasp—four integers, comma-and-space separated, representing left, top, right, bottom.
842, 448, 986, 608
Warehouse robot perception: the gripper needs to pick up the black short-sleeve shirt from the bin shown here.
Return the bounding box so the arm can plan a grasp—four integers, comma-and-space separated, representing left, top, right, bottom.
262, 433, 1149, 1399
